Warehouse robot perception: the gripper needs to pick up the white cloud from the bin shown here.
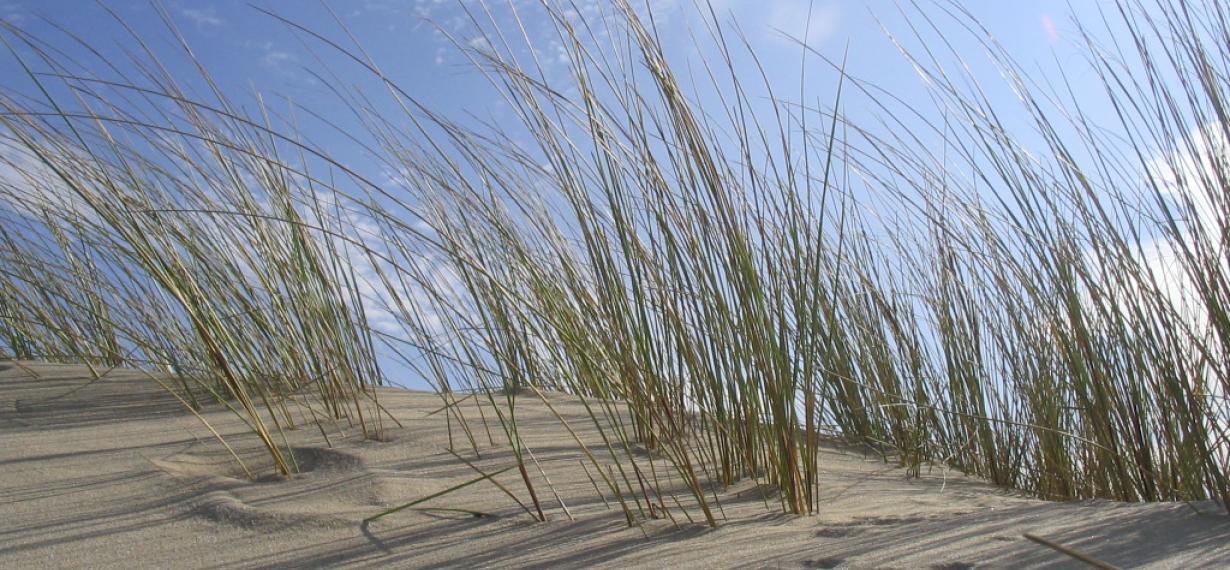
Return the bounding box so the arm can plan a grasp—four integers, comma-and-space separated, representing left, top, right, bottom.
466, 36, 492, 53
359, 0, 405, 17
242, 39, 274, 51
1145, 122, 1228, 232
0, 137, 95, 221
303, 188, 465, 342
1138, 122, 1230, 335
769, 1, 838, 47
261, 50, 296, 69
180, 6, 223, 28
1041, 14, 1060, 44
0, 2, 28, 25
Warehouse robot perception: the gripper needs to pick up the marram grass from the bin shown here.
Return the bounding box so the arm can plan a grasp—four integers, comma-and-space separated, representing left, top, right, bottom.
0, 0, 1227, 526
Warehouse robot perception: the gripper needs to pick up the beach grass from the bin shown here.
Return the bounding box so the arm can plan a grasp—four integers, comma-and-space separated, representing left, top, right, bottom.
0, 0, 1227, 529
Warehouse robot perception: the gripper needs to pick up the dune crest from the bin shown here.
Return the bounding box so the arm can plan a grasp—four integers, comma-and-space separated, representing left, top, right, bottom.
2, 362, 1227, 568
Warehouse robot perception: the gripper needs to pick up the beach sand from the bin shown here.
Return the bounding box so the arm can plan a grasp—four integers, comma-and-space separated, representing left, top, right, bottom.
1, 361, 1226, 569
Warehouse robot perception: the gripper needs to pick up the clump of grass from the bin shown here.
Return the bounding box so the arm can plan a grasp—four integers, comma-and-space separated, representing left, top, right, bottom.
0, 9, 387, 477
1, 0, 1227, 524
337, 0, 1229, 521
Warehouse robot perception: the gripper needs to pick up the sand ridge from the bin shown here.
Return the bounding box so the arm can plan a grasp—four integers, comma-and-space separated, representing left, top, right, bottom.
1, 361, 1226, 568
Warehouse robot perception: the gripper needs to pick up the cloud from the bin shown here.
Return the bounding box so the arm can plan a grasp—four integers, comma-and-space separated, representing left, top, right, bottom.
466, 36, 492, 53
261, 50, 296, 69
1137, 122, 1230, 334
359, 0, 405, 17
0, 2, 28, 25
309, 192, 465, 342
180, 6, 223, 28
253, 44, 315, 86
0, 136, 96, 221
769, 1, 838, 46
1145, 122, 1228, 234
1041, 14, 1059, 43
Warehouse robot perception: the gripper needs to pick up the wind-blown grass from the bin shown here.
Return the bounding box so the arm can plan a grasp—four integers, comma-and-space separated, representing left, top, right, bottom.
0, 0, 1227, 525
0, 8, 388, 476
346, 0, 1230, 519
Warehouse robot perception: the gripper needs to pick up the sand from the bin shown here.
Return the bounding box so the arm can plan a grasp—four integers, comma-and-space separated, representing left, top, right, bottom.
0, 361, 1226, 569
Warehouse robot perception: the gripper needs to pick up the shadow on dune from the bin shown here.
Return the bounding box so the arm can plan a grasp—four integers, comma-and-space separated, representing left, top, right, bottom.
223, 500, 1228, 569
2, 362, 1227, 569
1, 362, 191, 432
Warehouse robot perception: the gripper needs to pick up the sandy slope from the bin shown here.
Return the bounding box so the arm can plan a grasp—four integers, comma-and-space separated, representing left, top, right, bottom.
0, 361, 1226, 569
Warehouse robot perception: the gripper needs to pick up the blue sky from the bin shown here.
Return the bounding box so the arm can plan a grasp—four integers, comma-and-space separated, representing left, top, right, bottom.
0, 1, 1128, 388
0, 1, 1102, 156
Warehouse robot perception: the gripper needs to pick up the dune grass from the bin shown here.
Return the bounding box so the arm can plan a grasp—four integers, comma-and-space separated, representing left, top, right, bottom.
1, 0, 1227, 525
0, 7, 388, 476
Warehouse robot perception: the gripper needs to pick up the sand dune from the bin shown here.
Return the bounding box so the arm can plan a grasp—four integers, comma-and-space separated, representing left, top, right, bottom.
1, 361, 1226, 569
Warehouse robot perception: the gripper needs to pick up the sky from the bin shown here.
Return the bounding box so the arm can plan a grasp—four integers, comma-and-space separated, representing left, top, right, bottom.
0, 0, 1118, 214
0, 0, 1138, 389
0, 1, 1101, 150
